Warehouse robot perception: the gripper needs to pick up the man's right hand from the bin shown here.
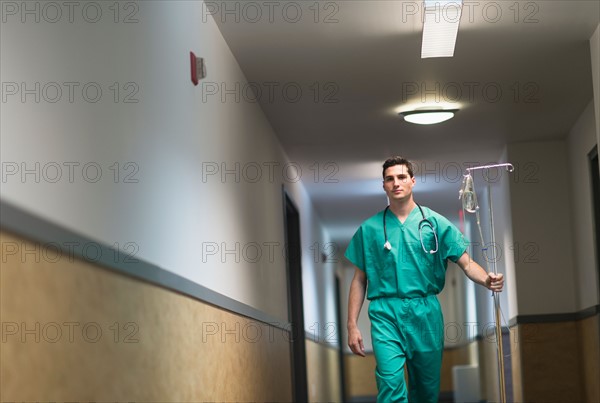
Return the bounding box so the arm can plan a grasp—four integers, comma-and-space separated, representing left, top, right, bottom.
348, 327, 366, 357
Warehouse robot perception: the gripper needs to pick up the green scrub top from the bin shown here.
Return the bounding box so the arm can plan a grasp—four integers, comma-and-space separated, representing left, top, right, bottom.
345, 205, 467, 299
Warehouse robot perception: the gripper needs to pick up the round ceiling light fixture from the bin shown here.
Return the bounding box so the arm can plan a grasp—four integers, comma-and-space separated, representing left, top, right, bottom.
399, 109, 459, 125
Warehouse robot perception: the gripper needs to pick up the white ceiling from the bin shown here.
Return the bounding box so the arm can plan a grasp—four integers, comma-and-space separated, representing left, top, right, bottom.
211, 0, 599, 245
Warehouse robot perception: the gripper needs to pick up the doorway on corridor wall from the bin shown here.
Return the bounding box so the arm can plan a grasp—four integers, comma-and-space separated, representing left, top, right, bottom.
283, 189, 308, 402
588, 145, 600, 297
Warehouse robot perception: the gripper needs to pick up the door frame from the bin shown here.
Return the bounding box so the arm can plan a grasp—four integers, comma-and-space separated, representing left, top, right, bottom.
282, 187, 308, 402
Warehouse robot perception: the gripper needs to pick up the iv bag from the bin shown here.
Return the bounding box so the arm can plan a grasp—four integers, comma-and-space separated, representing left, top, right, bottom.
460, 174, 478, 213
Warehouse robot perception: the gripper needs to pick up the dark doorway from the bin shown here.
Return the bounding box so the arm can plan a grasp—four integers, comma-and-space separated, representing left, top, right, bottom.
283, 189, 308, 402
588, 145, 600, 296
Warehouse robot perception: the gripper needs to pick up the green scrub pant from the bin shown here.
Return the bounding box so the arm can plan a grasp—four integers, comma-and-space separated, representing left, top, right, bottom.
368, 295, 444, 403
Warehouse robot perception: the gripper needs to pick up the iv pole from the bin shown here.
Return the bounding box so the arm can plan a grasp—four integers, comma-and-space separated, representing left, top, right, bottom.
464, 163, 514, 403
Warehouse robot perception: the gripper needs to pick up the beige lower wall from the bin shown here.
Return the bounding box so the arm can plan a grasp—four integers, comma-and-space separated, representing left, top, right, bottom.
511, 315, 600, 403
578, 314, 600, 402
344, 353, 377, 398
511, 325, 524, 402
305, 340, 342, 402
440, 342, 477, 392
0, 230, 292, 402
440, 343, 475, 393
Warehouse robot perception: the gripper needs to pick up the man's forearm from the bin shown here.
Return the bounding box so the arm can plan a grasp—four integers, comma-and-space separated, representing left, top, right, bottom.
457, 252, 504, 292
462, 260, 488, 286
347, 274, 366, 329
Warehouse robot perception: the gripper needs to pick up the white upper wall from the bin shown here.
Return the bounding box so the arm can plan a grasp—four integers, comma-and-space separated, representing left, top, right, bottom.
0, 1, 333, 326
591, 24, 600, 146
507, 141, 577, 315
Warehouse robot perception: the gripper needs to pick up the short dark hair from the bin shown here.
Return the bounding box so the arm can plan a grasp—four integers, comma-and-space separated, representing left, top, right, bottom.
382, 157, 414, 179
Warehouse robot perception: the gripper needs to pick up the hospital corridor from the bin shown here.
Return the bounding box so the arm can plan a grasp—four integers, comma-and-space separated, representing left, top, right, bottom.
1, 1, 600, 402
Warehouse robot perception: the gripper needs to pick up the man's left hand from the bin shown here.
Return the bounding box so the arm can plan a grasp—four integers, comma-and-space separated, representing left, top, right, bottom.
485, 272, 504, 292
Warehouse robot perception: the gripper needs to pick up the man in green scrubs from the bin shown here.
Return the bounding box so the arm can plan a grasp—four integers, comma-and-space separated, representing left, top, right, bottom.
346, 157, 504, 403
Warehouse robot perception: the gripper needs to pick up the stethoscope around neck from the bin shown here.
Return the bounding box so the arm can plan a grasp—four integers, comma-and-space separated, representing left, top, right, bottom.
383, 203, 439, 254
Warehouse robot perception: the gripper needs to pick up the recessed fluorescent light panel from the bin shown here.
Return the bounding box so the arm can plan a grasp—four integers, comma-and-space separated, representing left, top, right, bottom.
421, 0, 463, 58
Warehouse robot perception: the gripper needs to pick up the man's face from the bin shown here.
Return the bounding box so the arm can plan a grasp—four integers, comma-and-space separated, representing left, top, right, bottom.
383, 164, 415, 202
